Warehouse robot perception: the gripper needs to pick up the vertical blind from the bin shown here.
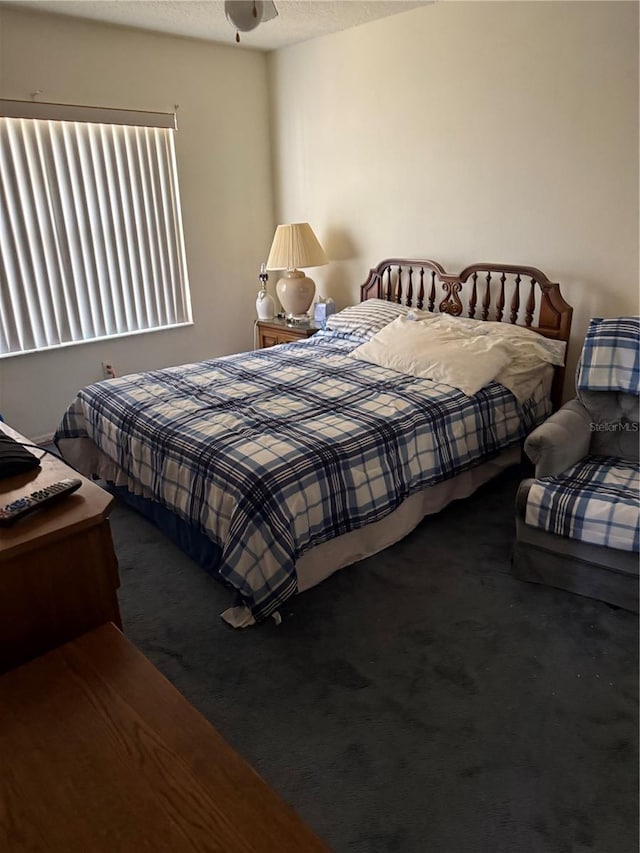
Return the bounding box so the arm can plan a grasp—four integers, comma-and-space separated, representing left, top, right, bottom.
0, 107, 192, 357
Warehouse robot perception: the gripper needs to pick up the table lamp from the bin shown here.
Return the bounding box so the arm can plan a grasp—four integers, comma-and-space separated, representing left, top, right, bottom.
266, 223, 328, 323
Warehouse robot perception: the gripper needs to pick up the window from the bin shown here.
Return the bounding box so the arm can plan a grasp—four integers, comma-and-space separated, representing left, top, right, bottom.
0, 100, 192, 357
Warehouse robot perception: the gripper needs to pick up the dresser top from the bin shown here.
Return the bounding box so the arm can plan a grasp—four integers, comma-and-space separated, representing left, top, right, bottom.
0, 423, 113, 558
0, 623, 328, 852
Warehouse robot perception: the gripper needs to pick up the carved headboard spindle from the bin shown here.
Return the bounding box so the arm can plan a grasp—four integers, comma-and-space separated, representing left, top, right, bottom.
469, 272, 478, 319
510, 274, 521, 325
481, 273, 491, 321
525, 279, 536, 327
428, 271, 436, 312
417, 268, 425, 310
496, 273, 506, 322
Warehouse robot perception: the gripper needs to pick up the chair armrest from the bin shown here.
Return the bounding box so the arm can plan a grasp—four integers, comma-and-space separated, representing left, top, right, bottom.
524, 398, 592, 478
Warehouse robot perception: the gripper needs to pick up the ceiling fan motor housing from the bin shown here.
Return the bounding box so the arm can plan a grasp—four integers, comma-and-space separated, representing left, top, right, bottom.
225, 1, 278, 41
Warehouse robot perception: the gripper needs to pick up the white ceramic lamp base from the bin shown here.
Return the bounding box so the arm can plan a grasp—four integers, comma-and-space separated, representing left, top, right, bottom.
276, 269, 316, 320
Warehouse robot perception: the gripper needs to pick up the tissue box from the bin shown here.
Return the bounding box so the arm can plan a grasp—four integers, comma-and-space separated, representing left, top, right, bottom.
314, 298, 337, 325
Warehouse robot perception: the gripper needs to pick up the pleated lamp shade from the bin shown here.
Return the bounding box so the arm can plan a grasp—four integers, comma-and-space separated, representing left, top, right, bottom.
266, 223, 328, 320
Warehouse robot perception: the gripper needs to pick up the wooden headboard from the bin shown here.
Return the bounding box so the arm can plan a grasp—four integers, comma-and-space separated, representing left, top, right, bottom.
360, 258, 573, 411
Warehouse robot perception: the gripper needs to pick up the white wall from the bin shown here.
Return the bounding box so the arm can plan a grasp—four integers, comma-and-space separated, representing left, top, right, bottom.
0, 7, 275, 438
1, 2, 637, 437
268, 0, 639, 399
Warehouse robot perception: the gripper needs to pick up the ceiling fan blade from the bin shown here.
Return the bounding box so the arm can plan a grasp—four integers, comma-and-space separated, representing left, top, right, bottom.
261, 1, 278, 23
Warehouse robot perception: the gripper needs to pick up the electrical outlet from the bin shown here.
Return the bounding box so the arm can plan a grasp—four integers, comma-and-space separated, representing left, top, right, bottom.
102, 361, 116, 379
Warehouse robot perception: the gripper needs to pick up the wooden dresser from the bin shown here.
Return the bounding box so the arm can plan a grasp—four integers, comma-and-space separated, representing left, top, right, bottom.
0, 623, 328, 852
0, 424, 120, 673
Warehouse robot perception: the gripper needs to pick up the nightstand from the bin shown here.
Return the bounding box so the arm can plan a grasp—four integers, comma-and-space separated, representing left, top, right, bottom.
257, 317, 320, 349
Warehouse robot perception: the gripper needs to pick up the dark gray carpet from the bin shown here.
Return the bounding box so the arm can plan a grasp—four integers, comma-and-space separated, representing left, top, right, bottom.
110, 465, 639, 853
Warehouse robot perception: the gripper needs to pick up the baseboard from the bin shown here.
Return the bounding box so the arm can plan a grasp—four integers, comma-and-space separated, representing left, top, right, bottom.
30, 433, 55, 447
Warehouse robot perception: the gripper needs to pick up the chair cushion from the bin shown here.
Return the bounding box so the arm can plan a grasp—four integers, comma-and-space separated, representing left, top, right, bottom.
575, 317, 640, 461
576, 316, 640, 396
525, 456, 640, 553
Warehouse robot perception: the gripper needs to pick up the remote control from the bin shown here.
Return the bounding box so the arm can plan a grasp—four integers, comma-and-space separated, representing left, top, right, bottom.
0, 478, 82, 526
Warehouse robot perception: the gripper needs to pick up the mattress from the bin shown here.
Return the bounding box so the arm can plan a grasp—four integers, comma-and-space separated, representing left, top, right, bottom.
55, 330, 553, 624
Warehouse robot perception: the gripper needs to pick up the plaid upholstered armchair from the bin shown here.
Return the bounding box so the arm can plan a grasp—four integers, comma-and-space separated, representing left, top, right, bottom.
512, 317, 639, 612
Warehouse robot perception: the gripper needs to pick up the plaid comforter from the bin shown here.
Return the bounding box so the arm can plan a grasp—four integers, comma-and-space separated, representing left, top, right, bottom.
525, 456, 640, 552
56, 331, 548, 621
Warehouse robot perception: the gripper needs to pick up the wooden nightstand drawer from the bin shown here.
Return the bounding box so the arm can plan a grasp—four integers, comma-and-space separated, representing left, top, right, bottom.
257, 318, 320, 349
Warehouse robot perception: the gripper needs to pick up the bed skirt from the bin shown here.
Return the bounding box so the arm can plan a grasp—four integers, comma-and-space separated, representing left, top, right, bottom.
58, 437, 521, 627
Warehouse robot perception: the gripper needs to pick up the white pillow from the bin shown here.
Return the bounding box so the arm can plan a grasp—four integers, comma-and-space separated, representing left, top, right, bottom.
351, 313, 565, 400
408, 311, 566, 364
351, 315, 511, 396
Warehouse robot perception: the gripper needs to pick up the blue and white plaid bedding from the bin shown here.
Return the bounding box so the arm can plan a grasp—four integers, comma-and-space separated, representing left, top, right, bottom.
56, 330, 549, 621
525, 456, 640, 552
576, 317, 640, 395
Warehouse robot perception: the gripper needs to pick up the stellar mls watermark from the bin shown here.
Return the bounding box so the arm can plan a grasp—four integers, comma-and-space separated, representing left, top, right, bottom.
590, 421, 639, 432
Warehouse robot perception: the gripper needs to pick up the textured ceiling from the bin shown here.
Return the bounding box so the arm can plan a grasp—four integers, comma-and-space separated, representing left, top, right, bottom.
13, 1, 429, 50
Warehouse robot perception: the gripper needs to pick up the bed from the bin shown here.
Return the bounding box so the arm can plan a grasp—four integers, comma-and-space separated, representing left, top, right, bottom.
55, 258, 573, 627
